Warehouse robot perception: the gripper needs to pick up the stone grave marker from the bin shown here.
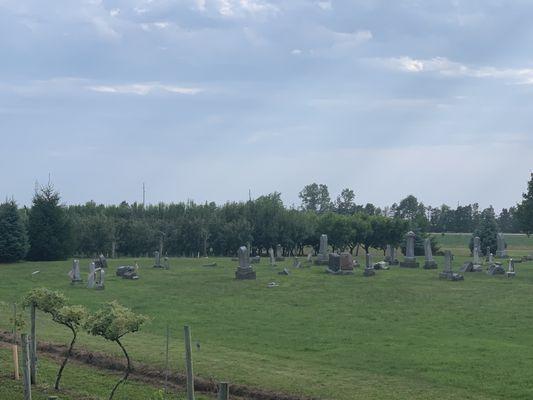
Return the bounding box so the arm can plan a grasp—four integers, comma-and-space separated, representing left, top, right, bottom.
423, 238, 438, 269
87, 262, 96, 289
340, 252, 354, 273
95, 268, 105, 290
70, 259, 83, 284
439, 251, 464, 281
496, 233, 508, 258
400, 231, 420, 268
275, 244, 285, 262
235, 246, 256, 280
315, 234, 329, 265
506, 259, 516, 278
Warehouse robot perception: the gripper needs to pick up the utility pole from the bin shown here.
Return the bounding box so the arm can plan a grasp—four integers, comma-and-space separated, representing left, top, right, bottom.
142, 183, 146, 207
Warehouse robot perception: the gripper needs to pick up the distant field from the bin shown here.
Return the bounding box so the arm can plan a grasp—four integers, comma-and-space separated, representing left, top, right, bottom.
2, 255, 533, 399
431, 232, 533, 256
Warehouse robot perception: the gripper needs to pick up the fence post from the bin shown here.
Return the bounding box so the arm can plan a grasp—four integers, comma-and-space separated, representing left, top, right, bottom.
217, 382, 229, 400
30, 304, 37, 384
13, 304, 19, 380
21, 334, 32, 400
184, 325, 195, 400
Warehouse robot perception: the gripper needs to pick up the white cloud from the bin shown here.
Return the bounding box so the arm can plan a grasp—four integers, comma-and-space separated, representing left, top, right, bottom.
291, 49, 303, 55
109, 8, 120, 17
216, 0, 278, 17
316, 1, 332, 11
382, 56, 533, 84
87, 83, 203, 95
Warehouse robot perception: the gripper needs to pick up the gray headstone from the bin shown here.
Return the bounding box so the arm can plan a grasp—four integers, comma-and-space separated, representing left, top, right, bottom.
268, 247, 275, 266
71, 259, 82, 283
496, 233, 508, 258
87, 262, 96, 289
423, 238, 438, 269
235, 246, 256, 280
315, 234, 329, 264
473, 236, 481, 265
400, 231, 419, 268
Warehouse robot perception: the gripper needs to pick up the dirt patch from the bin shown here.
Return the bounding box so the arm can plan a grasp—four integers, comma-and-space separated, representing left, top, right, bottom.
0, 331, 318, 400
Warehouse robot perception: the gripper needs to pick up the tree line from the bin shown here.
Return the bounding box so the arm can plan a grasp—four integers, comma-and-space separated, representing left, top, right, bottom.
1, 175, 532, 262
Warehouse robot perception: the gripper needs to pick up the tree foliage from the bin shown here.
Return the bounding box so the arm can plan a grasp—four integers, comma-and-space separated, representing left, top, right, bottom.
85, 301, 148, 400
23, 288, 86, 390
516, 174, 533, 236
0, 200, 29, 262
27, 185, 72, 261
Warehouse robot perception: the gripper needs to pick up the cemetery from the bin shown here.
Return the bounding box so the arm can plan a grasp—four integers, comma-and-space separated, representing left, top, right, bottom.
1, 230, 533, 399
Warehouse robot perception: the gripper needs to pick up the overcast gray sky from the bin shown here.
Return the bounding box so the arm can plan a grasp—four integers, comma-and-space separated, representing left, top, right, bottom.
1, 0, 532, 210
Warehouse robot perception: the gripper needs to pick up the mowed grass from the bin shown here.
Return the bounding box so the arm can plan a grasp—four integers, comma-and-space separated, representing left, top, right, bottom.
431, 232, 533, 256
0, 346, 209, 399
1, 246, 533, 399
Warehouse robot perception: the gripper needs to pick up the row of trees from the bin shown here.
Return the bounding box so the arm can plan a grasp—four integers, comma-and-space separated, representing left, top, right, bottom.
1, 175, 533, 262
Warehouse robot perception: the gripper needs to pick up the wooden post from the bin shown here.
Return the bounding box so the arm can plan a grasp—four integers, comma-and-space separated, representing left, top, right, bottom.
13, 304, 19, 380
184, 325, 195, 400
164, 325, 169, 392
217, 382, 229, 400
21, 334, 32, 400
30, 304, 37, 384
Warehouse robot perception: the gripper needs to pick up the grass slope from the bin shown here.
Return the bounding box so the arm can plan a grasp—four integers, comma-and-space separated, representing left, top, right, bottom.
0, 346, 207, 399
1, 247, 533, 399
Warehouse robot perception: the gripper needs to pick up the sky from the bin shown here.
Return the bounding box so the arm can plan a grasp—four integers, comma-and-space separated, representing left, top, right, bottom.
1, 0, 532, 211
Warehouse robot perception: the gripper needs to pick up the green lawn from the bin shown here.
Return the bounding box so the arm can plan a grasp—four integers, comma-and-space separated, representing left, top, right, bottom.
431, 232, 533, 256
1, 249, 533, 399
0, 346, 207, 400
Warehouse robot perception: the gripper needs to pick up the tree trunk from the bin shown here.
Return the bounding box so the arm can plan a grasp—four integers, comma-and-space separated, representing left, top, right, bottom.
55, 326, 76, 390
109, 339, 131, 400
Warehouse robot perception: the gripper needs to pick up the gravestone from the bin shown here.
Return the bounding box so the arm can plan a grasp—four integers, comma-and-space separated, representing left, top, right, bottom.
423, 238, 438, 269
506, 259, 516, 278
153, 251, 163, 268
385, 245, 399, 265
315, 234, 329, 265
163, 256, 170, 270
268, 247, 275, 266
307, 253, 313, 264
293, 258, 301, 268
439, 251, 464, 281
94, 254, 108, 269
364, 253, 375, 276
70, 259, 83, 284
116, 266, 139, 280
95, 268, 105, 290
373, 261, 389, 270
496, 233, 508, 258
251, 256, 261, 264
487, 261, 505, 276
326, 253, 341, 274
235, 246, 256, 280
275, 244, 285, 262
400, 231, 419, 268
278, 268, 290, 275
339, 252, 354, 273
473, 236, 481, 266
87, 262, 96, 289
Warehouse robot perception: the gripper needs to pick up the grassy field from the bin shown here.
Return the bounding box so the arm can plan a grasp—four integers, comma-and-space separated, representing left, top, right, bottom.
1, 246, 533, 399
430, 232, 533, 256
0, 345, 203, 400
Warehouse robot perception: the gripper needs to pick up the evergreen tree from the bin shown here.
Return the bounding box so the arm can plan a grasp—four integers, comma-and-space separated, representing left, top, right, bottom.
27, 185, 73, 261
0, 200, 29, 262
470, 207, 499, 255
516, 174, 533, 235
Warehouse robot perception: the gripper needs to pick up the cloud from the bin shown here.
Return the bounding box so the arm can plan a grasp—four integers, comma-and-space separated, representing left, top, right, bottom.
381, 56, 533, 84
316, 1, 332, 11
87, 83, 203, 95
